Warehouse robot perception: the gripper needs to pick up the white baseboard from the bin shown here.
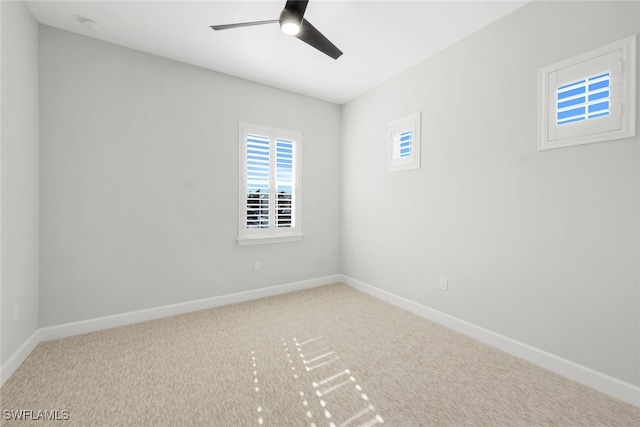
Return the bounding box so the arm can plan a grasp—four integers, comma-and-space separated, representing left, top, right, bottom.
0, 330, 40, 386
3, 274, 638, 408
39, 275, 341, 342
340, 274, 640, 408
1, 275, 340, 387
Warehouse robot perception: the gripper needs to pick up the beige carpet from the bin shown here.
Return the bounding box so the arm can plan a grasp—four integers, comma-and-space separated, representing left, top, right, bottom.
1, 283, 639, 426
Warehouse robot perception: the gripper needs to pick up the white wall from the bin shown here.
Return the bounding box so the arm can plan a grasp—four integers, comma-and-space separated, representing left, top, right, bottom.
341, 1, 639, 386
1, 1, 40, 365
38, 26, 341, 327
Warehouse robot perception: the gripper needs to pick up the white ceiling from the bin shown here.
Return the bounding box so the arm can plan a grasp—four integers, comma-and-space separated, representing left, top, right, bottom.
26, 0, 528, 104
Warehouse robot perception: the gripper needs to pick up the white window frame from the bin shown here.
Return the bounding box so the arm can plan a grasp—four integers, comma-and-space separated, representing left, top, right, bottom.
238, 122, 302, 246
538, 34, 636, 151
389, 112, 421, 172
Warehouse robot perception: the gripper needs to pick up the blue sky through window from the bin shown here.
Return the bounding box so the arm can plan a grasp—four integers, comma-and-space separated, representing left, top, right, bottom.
276, 139, 293, 195
399, 131, 413, 157
246, 134, 270, 195
556, 72, 610, 125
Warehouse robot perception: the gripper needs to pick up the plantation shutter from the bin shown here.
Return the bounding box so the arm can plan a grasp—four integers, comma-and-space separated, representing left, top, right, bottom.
389, 112, 421, 172
546, 48, 625, 143
238, 122, 302, 244
538, 35, 636, 148
556, 72, 611, 126
276, 139, 294, 228
245, 134, 270, 229
394, 130, 413, 158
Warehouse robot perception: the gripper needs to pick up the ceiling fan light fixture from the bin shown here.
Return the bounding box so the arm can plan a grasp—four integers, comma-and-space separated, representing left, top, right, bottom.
281, 20, 301, 35
279, 8, 301, 36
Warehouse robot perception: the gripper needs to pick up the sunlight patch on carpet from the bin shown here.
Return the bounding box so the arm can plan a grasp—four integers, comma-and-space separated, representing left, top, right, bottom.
249, 335, 384, 426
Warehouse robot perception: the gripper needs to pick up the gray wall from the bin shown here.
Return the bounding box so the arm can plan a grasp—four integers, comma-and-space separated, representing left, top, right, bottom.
341, 1, 640, 386
7, 0, 639, 391
38, 26, 341, 327
1, 1, 40, 364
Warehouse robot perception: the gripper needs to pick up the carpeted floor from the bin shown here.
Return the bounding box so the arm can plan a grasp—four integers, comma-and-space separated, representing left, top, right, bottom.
1, 283, 639, 426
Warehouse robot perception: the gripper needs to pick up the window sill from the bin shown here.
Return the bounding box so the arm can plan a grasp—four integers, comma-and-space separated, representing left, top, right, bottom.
237, 234, 304, 246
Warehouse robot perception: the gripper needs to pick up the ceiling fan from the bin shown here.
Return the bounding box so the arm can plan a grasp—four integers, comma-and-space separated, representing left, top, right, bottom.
210, 0, 343, 60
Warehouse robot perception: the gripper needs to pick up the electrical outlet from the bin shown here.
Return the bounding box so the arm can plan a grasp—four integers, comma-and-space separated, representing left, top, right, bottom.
439, 277, 448, 291
12, 304, 19, 323
254, 261, 261, 272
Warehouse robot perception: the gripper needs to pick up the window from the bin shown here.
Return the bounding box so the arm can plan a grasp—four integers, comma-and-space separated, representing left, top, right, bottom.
538, 34, 636, 150
556, 72, 610, 126
396, 130, 414, 158
389, 112, 421, 171
238, 122, 302, 245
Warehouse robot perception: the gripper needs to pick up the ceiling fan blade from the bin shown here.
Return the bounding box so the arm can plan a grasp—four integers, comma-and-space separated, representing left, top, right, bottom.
284, 0, 309, 18
295, 18, 343, 60
210, 20, 279, 31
